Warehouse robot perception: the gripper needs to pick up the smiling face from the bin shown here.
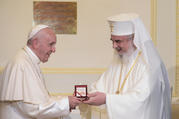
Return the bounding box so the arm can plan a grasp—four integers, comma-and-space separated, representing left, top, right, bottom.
111, 34, 135, 56
31, 28, 57, 63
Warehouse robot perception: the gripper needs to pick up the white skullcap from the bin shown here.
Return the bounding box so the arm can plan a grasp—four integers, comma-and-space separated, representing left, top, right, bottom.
107, 13, 139, 35
28, 24, 49, 40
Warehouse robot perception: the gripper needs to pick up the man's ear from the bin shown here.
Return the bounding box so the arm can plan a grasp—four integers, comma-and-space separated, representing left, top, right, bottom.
31, 38, 39, 49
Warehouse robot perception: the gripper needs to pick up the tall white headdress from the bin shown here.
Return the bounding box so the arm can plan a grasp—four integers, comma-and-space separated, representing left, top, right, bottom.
107, 13, 138, 36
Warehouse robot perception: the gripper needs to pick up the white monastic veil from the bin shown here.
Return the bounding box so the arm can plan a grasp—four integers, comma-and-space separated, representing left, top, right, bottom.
131, 16, 171, 118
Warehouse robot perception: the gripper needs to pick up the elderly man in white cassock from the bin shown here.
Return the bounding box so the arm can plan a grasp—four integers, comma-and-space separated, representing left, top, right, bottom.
0, 25, 81, 119
80, 13, 171, 119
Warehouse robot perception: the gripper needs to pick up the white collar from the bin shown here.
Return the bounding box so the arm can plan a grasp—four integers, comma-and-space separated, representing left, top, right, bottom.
24, 46, 41, 64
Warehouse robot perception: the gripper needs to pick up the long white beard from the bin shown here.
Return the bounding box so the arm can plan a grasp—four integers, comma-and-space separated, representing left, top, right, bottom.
112, 46, 136, 65
120, 46, 136, 64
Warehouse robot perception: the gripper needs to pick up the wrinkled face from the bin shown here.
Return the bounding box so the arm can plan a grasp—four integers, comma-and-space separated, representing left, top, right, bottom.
35, 28, 57, 63
111, 34, 134, 56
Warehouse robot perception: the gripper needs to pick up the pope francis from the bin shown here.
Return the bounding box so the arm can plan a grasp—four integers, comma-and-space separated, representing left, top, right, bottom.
0, 25, 81, 119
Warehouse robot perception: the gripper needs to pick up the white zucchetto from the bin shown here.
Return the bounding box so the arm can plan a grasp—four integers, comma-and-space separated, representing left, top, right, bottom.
28, 24, 49, 40
108, 13, 138, 36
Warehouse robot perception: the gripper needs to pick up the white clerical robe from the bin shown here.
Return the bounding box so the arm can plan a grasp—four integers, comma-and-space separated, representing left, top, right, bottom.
0, 46, 70, 119
81, 50, 171, 119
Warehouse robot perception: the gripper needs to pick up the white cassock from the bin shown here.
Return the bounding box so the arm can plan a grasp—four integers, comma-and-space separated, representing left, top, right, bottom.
0, 46, 70, 119
80, 49, 171, 119
80, 14, 171, 119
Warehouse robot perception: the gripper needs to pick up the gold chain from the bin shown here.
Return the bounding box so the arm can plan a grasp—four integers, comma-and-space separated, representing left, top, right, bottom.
116, 51, 142, 94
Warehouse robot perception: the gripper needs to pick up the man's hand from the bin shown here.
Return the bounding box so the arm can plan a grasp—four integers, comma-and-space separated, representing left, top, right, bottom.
83, 92, 106, 106
68, 96, 82, 110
